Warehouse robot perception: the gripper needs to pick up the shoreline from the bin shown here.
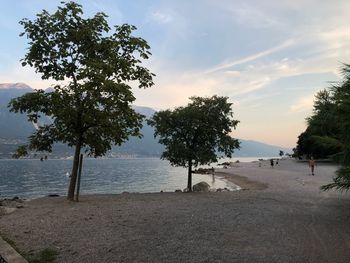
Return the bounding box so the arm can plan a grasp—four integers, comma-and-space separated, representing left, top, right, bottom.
0, 159, 303, 212
0, 167, 241, 201
2, 158, 259, 199
215, 171, 268, 190
0, 166, 256, 216
0, 158, 318, 202
1, 159, 350, 262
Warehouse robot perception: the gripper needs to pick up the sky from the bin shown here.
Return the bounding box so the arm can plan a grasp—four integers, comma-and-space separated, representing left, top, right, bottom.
1, 1, 350, 148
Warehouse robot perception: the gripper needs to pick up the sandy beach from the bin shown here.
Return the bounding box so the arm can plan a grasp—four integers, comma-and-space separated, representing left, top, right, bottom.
1, 158, 350, 262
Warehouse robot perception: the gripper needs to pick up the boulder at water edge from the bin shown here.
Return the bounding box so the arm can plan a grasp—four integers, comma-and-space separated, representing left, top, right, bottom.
193, 181, 210, 192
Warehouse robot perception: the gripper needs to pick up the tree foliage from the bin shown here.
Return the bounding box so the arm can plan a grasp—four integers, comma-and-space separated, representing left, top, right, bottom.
321, 64, 350, 191
9, 1, 154, 200
296, 64, 350, 191
321, 166, 350, 192
295, 89, 343, 158
148, 95, 240, 191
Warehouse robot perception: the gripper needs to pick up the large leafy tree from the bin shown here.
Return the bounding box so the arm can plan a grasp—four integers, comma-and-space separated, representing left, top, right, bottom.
322, 64, 350, 191
9, 2, 154, 200
307, 89, 340, 137
295, 89, 343, 158
148, 96, 240, 191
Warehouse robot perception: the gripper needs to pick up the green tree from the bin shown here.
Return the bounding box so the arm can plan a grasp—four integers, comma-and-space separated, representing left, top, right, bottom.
9, 1, 154, 200
322, 64, 350, 191
307, 89, 340, 137
148, 96, 240, 191
295, 89, 343, 158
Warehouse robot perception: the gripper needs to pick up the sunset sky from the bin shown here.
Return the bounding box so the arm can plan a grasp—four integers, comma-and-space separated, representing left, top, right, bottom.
1, 1, 350, 148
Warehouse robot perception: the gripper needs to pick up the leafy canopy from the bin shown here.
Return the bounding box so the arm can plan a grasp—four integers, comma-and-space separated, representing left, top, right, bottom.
295, 89, 343, 159
304, 64, 350, 192
148, 95, 240, 167
10, 1, 155, 200
9, 1, 155, 158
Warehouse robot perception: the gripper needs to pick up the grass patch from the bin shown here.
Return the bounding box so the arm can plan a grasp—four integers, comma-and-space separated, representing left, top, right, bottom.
1, 233, 59, 262
1, 234, 27, 259
1, 235, 22, 256
28, 248, 59, 263
2, 235, 17, 248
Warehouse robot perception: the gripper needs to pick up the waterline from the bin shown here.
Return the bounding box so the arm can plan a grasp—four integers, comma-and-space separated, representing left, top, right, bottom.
0, 158, 236, 198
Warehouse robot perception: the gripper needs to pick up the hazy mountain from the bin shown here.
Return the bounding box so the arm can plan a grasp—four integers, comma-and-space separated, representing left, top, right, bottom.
0, 83, 291, 158
0, 83, 35, 140
236, 140, 291, 157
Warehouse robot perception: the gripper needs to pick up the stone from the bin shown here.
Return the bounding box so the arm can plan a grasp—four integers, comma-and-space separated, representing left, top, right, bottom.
193, 181, 210, 192
16, 204, 24, 209
175, 189, 182, 193
47, 194, 60, 197
216, 188, 229, 192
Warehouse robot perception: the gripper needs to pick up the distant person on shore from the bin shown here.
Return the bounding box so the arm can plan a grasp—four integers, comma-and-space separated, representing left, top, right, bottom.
276, 159, 279, 165
309, 157, 316, 176
270, 159, 274, 168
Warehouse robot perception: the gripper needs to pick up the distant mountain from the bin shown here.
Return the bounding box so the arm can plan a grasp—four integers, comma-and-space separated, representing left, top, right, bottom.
0, 83, 291, 158
236, 140, 291, 157
0, 83, 35, 140
0, 83, 32, 90
133, 106, 156, 118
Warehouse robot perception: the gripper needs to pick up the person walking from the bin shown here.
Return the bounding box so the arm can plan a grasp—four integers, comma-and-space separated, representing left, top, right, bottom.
309, 157, 316, 176
270, 159, 274, 168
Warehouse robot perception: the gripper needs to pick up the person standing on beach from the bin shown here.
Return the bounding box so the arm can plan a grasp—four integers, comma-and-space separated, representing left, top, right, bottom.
270, 159, 274, 168
309, 157, 316, 175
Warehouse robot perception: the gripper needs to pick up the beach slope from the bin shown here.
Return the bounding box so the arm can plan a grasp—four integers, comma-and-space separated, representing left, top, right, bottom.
0, 159, 350, 262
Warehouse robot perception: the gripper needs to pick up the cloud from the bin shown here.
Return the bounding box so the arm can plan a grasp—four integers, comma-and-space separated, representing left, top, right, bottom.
0, 63, 55, 90
205, 39, 295, 74
89, 1, 123, 22
149, 11, 173, 24
224, 70, 241, 76
142, 37, 338, 111
228, 3, 281, 29
133, 73, 219, 109
289, 94, 315, 113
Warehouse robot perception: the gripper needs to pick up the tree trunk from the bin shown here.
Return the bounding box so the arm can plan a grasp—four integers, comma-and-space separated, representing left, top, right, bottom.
75, 154, 84, 202
67, 137, 82, 201
187, 159, 192, 192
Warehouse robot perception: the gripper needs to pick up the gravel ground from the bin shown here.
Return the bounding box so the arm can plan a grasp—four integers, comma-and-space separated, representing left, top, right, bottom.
1, 159, 350, 262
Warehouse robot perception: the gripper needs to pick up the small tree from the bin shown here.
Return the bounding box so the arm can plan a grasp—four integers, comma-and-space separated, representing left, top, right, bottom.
9, 2, 154, 200
148, 96, 240, 191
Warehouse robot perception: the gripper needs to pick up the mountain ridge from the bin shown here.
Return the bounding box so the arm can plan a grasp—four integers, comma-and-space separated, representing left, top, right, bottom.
0, 83, 291, 158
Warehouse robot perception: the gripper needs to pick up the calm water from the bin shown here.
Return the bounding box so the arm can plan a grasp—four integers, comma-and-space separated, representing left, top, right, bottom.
0, 157, 274, 198
0, 158, 266, 199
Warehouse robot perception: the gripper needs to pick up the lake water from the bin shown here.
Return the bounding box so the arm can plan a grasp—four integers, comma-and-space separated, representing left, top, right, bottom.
0, 157, 266, 199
